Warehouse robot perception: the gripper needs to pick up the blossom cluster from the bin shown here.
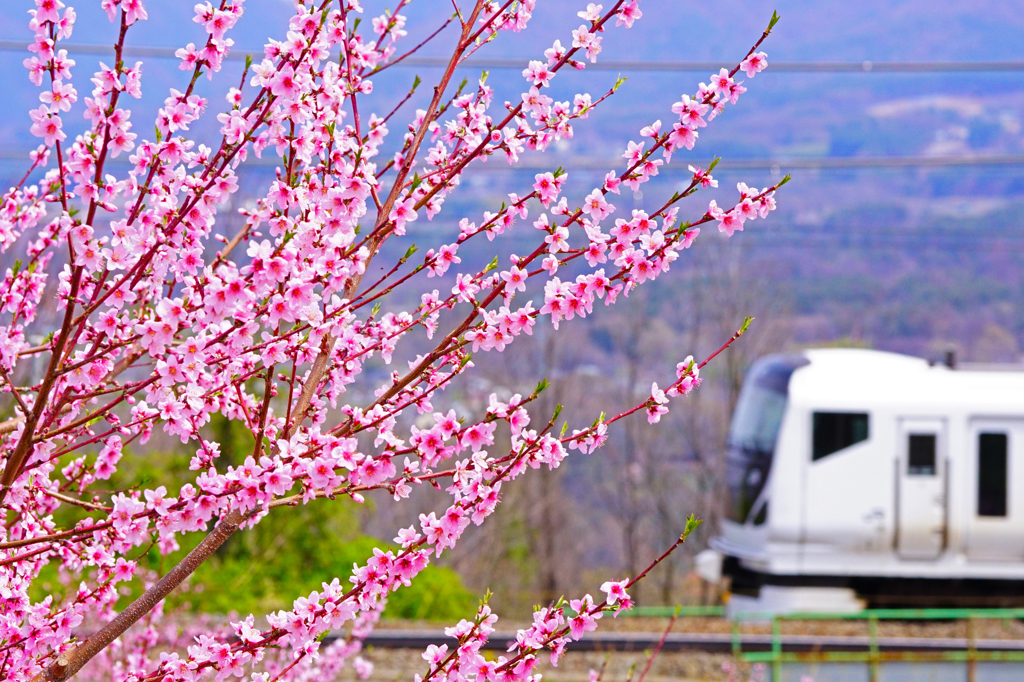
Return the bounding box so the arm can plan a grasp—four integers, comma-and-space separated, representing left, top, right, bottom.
0, 1, 782, 680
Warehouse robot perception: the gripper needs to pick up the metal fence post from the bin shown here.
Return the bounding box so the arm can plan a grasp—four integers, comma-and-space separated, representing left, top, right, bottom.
967, 614, 977, 682
772, 616, 782, 682
868, 613, 879, 682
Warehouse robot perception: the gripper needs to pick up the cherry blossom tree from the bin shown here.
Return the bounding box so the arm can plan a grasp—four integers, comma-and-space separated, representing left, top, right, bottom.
0, 0, 785, 680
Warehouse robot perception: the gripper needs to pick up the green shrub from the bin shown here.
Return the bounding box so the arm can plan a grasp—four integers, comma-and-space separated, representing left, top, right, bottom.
40, 415, 477, 623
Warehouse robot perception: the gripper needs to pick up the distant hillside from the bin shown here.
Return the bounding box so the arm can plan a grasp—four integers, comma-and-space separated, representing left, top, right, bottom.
1, 0, 1022, 358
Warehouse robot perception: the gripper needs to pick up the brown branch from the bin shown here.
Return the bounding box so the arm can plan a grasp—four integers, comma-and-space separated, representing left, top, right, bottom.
0, 263, 83, 508
636, 610, 678, 682
30, 509, 247, 682
284, 1, 488, 438
41, 489, 109, 513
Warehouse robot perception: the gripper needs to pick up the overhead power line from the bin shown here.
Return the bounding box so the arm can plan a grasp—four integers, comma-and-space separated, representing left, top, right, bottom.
471, 155, 1024, 171
1, 41, 1022, 73
1, 149, 1023, 170
393, 58, 1024, 74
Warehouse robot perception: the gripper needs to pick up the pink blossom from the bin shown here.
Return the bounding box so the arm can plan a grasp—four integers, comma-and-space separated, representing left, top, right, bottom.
533, 172, 562, 205
716, 209, 745, 237
571, 25, 603, 63
600, 579, 631, 605
453, 273, 480, 303
122, 0, 147, 25
710, 68, 735, 97
741, 51, 769, 77
582, 190, 614, 221
270, 65, 302, 99
522, 60, 555, 87
40, 80, 76, 113
28, 105, 65, 145
521, 86, 552, 116
389, 198, 418, 234
616, 0, 643, 28
544, 39, 567, 66
501, 265, 527, 293
35, 0, 64, 24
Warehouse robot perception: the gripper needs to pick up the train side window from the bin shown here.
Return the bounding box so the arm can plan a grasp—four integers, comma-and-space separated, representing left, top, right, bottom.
812, 412, 869, 461
907, 434, 937, 475
978, 432, 1008, 517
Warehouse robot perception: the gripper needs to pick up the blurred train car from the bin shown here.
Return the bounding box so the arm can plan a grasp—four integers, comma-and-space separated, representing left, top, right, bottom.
700, 348, 1024, 611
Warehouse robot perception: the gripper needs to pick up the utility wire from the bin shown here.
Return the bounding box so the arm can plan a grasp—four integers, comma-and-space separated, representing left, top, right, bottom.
1, 40, 1022, 73
3, 149, 1022, 170
462, 155, 1024, 171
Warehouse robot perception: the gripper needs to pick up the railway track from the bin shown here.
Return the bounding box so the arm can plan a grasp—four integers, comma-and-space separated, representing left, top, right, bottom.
348, 629, 1024, 654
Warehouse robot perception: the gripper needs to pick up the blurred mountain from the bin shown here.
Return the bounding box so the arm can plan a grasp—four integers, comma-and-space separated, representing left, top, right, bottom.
1, 0, 1023, 357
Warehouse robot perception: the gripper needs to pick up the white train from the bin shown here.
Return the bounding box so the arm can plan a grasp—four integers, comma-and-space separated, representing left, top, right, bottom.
703, 348, 1024, 609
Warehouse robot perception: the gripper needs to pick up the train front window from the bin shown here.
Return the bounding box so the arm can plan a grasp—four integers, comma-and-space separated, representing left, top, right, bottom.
725, 355, 808, 524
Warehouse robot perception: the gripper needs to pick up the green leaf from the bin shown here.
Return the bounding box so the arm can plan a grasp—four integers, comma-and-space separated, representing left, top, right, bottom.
613, 74, 628, 92
11, 260, 21, 277
244, 54, 253, 71
707, 157, 721, 172
371, 302, 381, 317
739, 315, 754, 335
483, 256, 499, 273
778, 173, 792, 187
560, 421, 569, 437
535, 378, 550, 394
403, 243, 418, 260
682, 514, 703, 541
479, 69, 489, 85
412, 75, 422, 91
552, 403, 563, 423
767, 10, 781, 33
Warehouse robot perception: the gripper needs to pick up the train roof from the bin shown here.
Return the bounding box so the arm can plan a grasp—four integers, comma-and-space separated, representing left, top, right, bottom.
786, 348, 1024, 413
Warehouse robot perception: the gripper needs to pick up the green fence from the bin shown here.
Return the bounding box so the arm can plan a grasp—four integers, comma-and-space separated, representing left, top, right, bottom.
623, 606, 1024, 681
729, 608, 1024, 682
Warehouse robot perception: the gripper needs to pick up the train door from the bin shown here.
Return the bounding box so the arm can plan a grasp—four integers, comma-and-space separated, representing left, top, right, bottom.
896, 418, 947, 560
966, 419, 1024, 561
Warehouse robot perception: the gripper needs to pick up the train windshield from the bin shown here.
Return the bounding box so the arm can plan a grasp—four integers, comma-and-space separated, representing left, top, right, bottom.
725, 355, 809, 524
